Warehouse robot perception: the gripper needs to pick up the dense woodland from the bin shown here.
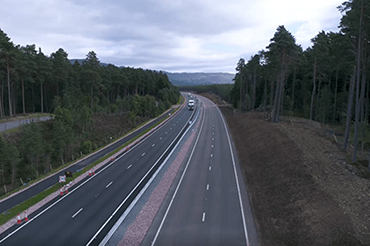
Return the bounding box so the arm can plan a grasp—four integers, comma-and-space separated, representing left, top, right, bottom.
229, 0, 370, 164
0, 30, 179, 193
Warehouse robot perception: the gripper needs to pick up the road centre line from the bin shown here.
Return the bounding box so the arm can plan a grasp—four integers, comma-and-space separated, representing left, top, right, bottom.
89, 107, 199, 246
72, 208, 83, 218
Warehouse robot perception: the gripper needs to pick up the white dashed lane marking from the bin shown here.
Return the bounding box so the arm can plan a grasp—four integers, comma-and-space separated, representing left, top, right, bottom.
206, 184, 209, 190
72, 208, 83, 218
127, 164, 132, 169
142, 152, 146, 156
106, 181, 113, 188
202, 212, 206, 222
152, 144, 155, 147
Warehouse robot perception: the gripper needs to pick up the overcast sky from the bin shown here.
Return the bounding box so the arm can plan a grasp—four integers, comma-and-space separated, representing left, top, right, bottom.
1, 0, 343, 73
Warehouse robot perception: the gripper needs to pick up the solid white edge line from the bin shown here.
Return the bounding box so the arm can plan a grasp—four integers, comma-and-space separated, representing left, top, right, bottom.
89, 106, 199, 246
216, 105, 250, 246
0, 102, 186, 244
72, 208, 83, 218
99, 106, 201, 246
151, 104, 206, 246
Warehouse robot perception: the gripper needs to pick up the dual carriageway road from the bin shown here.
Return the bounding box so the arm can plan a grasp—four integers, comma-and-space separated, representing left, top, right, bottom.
0, 94, 257, 246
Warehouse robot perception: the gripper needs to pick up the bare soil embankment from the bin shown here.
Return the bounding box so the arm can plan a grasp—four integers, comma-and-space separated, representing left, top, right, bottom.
220, 107, 370, 246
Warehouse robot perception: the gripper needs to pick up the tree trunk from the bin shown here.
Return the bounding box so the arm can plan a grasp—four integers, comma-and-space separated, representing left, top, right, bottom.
12, 79, 16, 116
278, 68, 286, 118
22, 78, 26, 114
272, 68, 284, 123
315, 76, 322, 121
252, 72, 256, 111
239, 76, 243, 110
263, 78, 267, 119
270, 77, 274, 107
333, 69, 339, 123
0, 80, 4, 118
352, 0, 363, 163
40, 83, 44, 113
291, 67, 296, 111
309, 59, 317, 120
343, 67, 356, 151
6, 56, 13, 117
272, 77, 280, 122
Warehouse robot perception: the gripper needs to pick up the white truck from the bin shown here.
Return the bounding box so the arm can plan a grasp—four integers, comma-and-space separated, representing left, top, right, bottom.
188, 99, 195, 111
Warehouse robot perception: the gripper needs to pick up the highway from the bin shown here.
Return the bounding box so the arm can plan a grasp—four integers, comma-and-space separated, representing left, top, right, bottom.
0, 100, 193, 246
146, 96, 258, 246
0, 107, 175, 214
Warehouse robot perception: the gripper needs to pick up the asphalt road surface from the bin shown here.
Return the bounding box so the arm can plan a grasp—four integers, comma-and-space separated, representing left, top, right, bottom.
0, 104, 193, 246
146, 96, 258, 246
0, 108, 175, 214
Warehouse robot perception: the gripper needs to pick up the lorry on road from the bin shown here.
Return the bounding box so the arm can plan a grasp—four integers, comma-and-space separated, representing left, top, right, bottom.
188, 99, 195, 111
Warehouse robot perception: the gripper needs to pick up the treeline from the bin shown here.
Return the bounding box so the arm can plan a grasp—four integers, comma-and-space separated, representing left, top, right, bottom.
231, 0, 370, 163
0, 29, 180, 193
179, 84, 233, 102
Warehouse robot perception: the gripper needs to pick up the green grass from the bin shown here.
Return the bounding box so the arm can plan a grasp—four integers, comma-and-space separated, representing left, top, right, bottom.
0, 110, 171, 226
0, 184, 59, 225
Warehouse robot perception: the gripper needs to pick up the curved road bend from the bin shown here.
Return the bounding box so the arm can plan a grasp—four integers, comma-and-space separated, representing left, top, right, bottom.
0, 100, 193, 246
0, 107, 177, 214
146, 95, 258, 246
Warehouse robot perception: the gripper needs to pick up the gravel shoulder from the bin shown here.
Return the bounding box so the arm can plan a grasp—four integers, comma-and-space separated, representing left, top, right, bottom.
220, 107, 370, 246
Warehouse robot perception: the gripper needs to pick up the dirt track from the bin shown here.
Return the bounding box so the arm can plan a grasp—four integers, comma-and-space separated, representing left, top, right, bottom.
220, 107, 370, 246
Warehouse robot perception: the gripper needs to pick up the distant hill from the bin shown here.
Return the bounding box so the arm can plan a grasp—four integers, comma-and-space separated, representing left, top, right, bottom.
164, 72, 234, 86
69, 59, 234, 86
